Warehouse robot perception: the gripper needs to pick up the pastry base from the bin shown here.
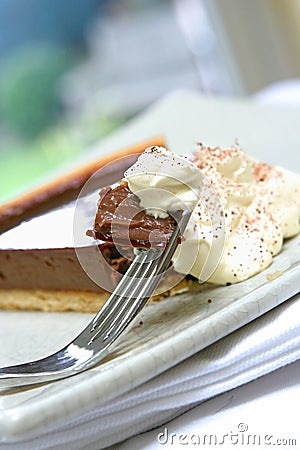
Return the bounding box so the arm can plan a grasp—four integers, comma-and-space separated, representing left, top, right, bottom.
0, 278, 191, 313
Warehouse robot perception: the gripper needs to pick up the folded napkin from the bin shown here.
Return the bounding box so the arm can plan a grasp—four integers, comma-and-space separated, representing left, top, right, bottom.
116, 357, 300, 450
2, 292, 299, 450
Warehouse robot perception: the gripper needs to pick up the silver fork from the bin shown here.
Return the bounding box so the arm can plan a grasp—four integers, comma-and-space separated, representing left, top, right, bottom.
0, 210, 191, 388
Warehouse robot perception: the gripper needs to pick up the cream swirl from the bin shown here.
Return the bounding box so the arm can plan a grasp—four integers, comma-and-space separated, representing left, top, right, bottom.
124, 146, 203, 218
179, 143, 300, 284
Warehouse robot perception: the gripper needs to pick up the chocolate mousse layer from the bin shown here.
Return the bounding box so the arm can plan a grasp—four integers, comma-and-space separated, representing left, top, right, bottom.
90, 183, 176, 248
0, 243, 132, 293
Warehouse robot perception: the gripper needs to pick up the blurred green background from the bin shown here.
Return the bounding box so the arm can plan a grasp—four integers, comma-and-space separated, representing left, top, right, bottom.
0, 0, 123, 203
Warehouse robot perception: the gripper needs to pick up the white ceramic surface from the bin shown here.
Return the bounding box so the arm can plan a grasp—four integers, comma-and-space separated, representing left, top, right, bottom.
0, 90, 299, 442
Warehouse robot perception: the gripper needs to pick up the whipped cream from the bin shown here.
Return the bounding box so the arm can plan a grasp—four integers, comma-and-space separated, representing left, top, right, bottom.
176, 143, 300, 284
127, 144, 300, 285
124, 146, 203, 218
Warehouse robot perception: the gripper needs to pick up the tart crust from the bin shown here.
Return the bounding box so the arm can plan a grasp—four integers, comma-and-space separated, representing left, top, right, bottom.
0, 277, 191, 312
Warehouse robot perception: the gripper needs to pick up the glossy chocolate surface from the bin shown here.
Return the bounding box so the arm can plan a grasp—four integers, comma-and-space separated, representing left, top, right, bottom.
91, 184, 176, 248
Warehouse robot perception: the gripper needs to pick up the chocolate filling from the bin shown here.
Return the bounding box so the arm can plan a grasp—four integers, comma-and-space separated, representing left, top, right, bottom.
89, 183, 176, 248
0, 244, 132, 292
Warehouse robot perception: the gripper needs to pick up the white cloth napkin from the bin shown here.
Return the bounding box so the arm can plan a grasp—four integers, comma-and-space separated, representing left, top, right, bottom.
2, 292, 299, 450
116, 359, 300, 450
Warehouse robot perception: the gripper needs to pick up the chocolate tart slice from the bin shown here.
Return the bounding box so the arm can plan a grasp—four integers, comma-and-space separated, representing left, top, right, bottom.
0, 138, 190, 312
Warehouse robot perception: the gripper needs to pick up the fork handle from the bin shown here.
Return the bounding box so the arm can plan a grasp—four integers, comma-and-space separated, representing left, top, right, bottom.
0, 210, 190, 388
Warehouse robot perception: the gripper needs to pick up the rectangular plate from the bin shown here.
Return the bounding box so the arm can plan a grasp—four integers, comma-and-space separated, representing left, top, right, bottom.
0, 90, 300, 441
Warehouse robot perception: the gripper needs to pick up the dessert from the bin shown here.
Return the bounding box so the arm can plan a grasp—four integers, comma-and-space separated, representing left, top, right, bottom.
0, 141, 299, 312
0, 137, 178, 312
91, 144, 300, 286
83, 146, 203, 297
89, 147, 203, 248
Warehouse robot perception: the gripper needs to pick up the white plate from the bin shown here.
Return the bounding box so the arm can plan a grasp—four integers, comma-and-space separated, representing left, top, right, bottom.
0, 90, 300, 442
